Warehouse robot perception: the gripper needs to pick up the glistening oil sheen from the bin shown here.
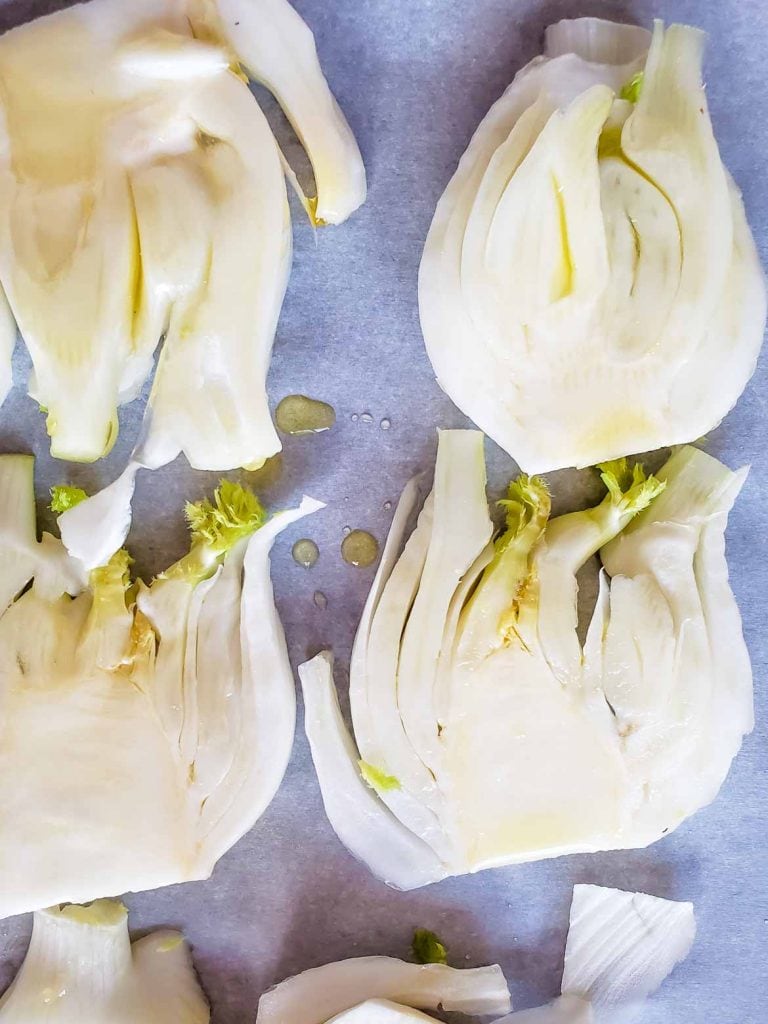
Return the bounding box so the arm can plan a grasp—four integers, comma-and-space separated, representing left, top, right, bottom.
341, 530, 379, 568
292, 539, 319, 568
276, 395, 335, 435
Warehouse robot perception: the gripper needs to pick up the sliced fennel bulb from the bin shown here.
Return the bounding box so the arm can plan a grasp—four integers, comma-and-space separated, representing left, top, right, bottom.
256, 885, 694, 1024
0, 457, 321, 919
0, 0, 365, 466
0, 900, 208, 1023
301, 430, 751, 889
419, 17, 766, 472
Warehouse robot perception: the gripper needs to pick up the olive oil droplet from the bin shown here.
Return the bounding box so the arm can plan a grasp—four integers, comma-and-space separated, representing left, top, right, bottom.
313, 590, 328, 610
292, 538, 319, 568
276, 394, 335, 435
360, 412, 373, 424
341, 530, 379, 568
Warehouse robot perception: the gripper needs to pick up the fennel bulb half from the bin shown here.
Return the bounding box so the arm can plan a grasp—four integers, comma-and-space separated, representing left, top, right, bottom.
0, 0, 365, 466
300, 429, 751, 889
0, 900, 208, 1024
0, 455, 321, 919
256, 885, 694, 1024
419, 17, 766, 472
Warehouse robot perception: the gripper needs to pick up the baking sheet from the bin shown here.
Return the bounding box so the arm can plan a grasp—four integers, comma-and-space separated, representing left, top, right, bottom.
0, 0, 766, 1020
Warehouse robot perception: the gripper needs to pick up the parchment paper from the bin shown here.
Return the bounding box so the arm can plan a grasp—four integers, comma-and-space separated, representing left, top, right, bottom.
0, 1, 766, 1021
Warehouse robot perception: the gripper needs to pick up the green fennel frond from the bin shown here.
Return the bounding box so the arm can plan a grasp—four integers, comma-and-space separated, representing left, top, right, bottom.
50, 484, 88, 514
598, 458, 666, 514
359, 760, 401, 793
619, 71, 644, 103
498, 475, 550, 538
184, 480, 267, 555
162, 481, 268, 586
412, 929, 448, 965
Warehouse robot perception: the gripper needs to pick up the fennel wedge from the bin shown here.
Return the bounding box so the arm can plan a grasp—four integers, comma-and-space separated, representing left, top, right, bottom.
0, 456, 321, 918
301, 430, 751, 888
419, 18, 766, 472
0, 0, 365, 467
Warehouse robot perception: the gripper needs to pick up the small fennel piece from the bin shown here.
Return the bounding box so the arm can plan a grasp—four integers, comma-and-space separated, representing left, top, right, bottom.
561, 886, 696, 1010
300, 429, 751, 889
492, 886, 695, 1024
0, 900, 209, 1024
0, 457, 322, 918
256, 955, 512, 1024
419, 17, 766, 472
255, 885, 693, 1024
0, 0, 365, 467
